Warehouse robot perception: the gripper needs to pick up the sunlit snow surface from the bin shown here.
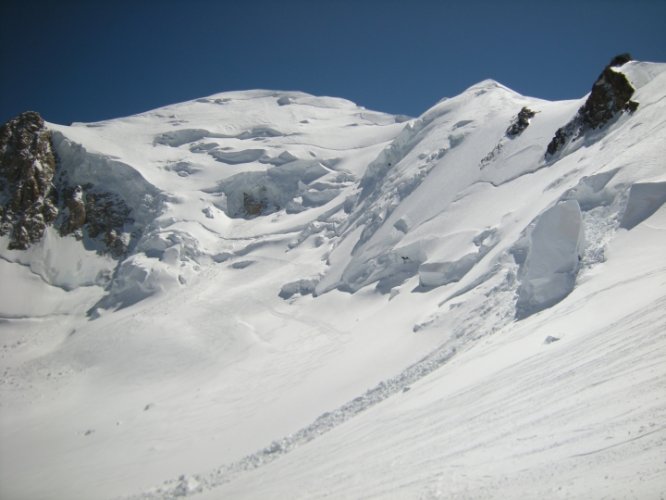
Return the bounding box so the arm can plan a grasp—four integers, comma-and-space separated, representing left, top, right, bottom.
1, 63, 665, 499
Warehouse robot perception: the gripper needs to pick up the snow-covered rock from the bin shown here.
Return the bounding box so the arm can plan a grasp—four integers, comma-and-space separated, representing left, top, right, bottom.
1, 59, 666, 500
0, 111, 58, 249
546, 54, 639, 158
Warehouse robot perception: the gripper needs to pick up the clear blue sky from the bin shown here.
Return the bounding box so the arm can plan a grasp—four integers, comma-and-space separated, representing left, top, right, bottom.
1, 0, 665, 124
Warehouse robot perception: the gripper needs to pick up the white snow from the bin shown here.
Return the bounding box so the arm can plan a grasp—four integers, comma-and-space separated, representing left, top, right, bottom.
620, 181, 666, 229
515, 199, 584, 319
1, 63, 666, 500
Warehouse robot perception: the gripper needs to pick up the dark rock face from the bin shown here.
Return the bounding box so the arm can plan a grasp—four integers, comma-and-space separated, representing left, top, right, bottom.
506, 107, 536, 138
545, 122, 576, 158
60, 185, 86, 236
83, 190, 133, 257
608, 53, 632, 68
546, 54, 639, 158
578, 64, 637, 130
243, 191, 269, 217
0, 112, 58, 249
1, 111, 135, 257
58, 184, 133, 257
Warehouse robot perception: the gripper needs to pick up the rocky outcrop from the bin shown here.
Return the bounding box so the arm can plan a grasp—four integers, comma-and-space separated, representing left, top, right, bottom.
59, 184, 133, 256
83, 190, 133, 256
0, 111, 58, 249
546, 54, 639, 158
506, 107, 536, 138
480, 107, 537, 168
243, 191, 269, 217
578, 53, 638, 129
1, 112, 136, 257
60, 185, 86, 236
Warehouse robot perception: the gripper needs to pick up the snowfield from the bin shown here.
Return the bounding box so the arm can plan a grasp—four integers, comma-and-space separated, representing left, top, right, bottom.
1, 61, 665, 500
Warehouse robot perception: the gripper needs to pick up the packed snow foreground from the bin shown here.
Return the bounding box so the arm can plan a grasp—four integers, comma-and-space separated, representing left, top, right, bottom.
1, 58, 665, 499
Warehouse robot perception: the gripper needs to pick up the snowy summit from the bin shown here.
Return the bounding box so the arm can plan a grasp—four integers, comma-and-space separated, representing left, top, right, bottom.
1, 55, 665, 499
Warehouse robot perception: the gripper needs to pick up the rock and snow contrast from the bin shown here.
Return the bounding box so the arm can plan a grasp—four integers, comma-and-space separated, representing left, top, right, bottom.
1, 57, 665, 499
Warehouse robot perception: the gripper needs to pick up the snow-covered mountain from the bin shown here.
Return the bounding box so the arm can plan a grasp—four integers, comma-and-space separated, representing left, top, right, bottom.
1, 57, 665, 500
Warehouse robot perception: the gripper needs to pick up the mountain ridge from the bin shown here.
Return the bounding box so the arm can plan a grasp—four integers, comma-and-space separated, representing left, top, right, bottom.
1, 56, 665, 499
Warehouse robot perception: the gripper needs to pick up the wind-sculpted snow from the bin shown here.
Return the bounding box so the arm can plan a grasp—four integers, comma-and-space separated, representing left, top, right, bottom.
278, 277, 319, 299
3, 88, 403, 316
207, 148, 267, 164
560, 169, 620, 211
208, 160, 332, 218
317, 79, 542, 295
2, 61, 666, 500
51, 132, 164, 230
418, 228, 499, 288
154, 129, 212, 147
154, 126, 287, 148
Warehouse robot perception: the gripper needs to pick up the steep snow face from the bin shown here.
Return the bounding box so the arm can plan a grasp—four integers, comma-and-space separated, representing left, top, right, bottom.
318, 61, 666, 325
316, 79, 564, 295
29, 90, 406, 312
1, 61, 666, 500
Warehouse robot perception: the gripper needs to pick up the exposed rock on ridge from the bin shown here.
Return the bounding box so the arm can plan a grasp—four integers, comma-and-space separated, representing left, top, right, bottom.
59, 184, 133, 257
546, 53, 639, 158
0, 112, 135, 256
0, 111, 58, 249
578, 53, 638, 128
505, 107, 536, 138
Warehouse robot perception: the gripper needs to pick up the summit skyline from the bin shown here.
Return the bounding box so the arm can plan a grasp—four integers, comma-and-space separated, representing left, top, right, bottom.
1, 0, 665, 125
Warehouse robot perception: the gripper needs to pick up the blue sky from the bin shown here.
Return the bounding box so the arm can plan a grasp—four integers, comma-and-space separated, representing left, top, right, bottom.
1, 0, 665, 124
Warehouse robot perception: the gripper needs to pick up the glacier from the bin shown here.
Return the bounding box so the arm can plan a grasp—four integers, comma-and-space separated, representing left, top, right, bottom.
1, 59, 665, 500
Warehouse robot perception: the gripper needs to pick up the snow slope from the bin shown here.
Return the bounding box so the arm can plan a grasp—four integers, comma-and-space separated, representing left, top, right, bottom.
1, 61, 665, 500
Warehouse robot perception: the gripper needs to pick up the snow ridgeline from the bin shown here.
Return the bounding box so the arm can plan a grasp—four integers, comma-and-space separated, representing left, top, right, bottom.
1, 89, 405, 316
2, 60, 664, 322
1, 58, 666, 500
308, 60, 666, 323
